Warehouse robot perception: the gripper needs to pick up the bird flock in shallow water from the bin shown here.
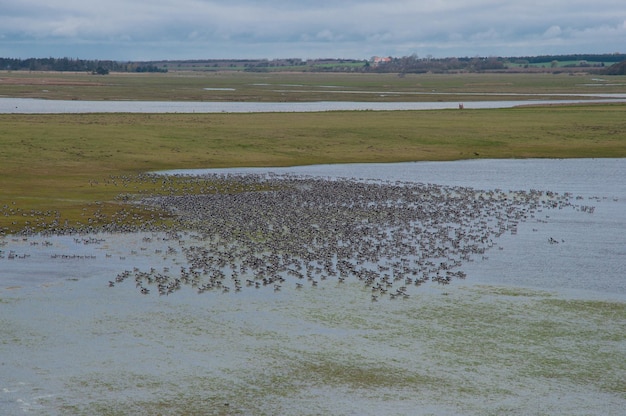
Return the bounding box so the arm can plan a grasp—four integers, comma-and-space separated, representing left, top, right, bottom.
1, 173, 591, 300
109, 174, 585, 299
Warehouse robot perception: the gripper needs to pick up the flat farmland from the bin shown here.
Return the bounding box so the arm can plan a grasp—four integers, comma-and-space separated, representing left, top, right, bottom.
2, 70, 626, 101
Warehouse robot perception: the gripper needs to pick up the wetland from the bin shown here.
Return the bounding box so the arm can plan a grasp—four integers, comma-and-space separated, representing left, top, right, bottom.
1, 71, 625, 415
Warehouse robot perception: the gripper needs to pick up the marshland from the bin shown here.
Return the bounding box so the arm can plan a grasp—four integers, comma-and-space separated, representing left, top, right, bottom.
1, 70, 625, 415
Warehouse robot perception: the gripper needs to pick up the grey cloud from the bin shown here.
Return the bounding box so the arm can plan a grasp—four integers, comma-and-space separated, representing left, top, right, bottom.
1, 0, 624, 59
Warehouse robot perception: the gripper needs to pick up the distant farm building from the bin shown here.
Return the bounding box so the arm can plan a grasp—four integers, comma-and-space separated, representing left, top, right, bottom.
371, 56, 392, 66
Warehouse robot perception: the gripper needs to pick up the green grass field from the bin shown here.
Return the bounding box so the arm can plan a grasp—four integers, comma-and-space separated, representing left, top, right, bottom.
1, 71, 625, 233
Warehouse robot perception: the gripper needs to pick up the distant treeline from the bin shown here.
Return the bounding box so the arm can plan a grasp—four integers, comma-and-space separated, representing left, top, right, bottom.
1, 54, 625, 74
512, 54, 626, 64
366, 54, 626, 74
0, 57, 167, 73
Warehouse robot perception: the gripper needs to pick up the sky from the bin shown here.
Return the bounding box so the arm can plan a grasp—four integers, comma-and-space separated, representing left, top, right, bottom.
1, 0, 625, 61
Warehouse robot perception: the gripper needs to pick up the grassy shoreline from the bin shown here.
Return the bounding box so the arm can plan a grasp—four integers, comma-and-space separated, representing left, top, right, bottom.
1, 104, 625, 233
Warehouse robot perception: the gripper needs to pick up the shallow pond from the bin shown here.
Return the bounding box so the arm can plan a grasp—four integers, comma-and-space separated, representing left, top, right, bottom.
1, 159, 625, 415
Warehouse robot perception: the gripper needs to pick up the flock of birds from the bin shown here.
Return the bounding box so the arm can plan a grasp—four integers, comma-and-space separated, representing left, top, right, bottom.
1, 172, 591, 300
99, 173, 586, 300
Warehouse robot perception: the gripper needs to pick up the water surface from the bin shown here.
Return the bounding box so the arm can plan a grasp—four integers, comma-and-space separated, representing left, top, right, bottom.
1, 158, 624, 415
2, 96, 626, 113
162, 158, 626, 299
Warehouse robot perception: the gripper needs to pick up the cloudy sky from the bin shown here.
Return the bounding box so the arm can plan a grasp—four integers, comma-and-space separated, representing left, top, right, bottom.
2, 0, 625, 60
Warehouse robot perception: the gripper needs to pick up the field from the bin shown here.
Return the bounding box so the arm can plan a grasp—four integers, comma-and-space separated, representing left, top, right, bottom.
1, 71, 625, 234
2, 70, 626, 101
1, 71, 626, 234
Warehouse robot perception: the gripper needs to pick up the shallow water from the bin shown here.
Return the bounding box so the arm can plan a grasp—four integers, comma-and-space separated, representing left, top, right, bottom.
163, 158, 626, 299
2, 96, 626, 113
1, 159, 625, 415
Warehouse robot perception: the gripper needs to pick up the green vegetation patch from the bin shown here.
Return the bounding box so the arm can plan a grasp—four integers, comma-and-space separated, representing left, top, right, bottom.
0, 103, 624, 233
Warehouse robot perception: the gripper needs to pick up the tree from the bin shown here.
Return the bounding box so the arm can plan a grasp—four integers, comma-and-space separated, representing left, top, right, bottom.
94, 66, 109, 75
604, 60, 626, 75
